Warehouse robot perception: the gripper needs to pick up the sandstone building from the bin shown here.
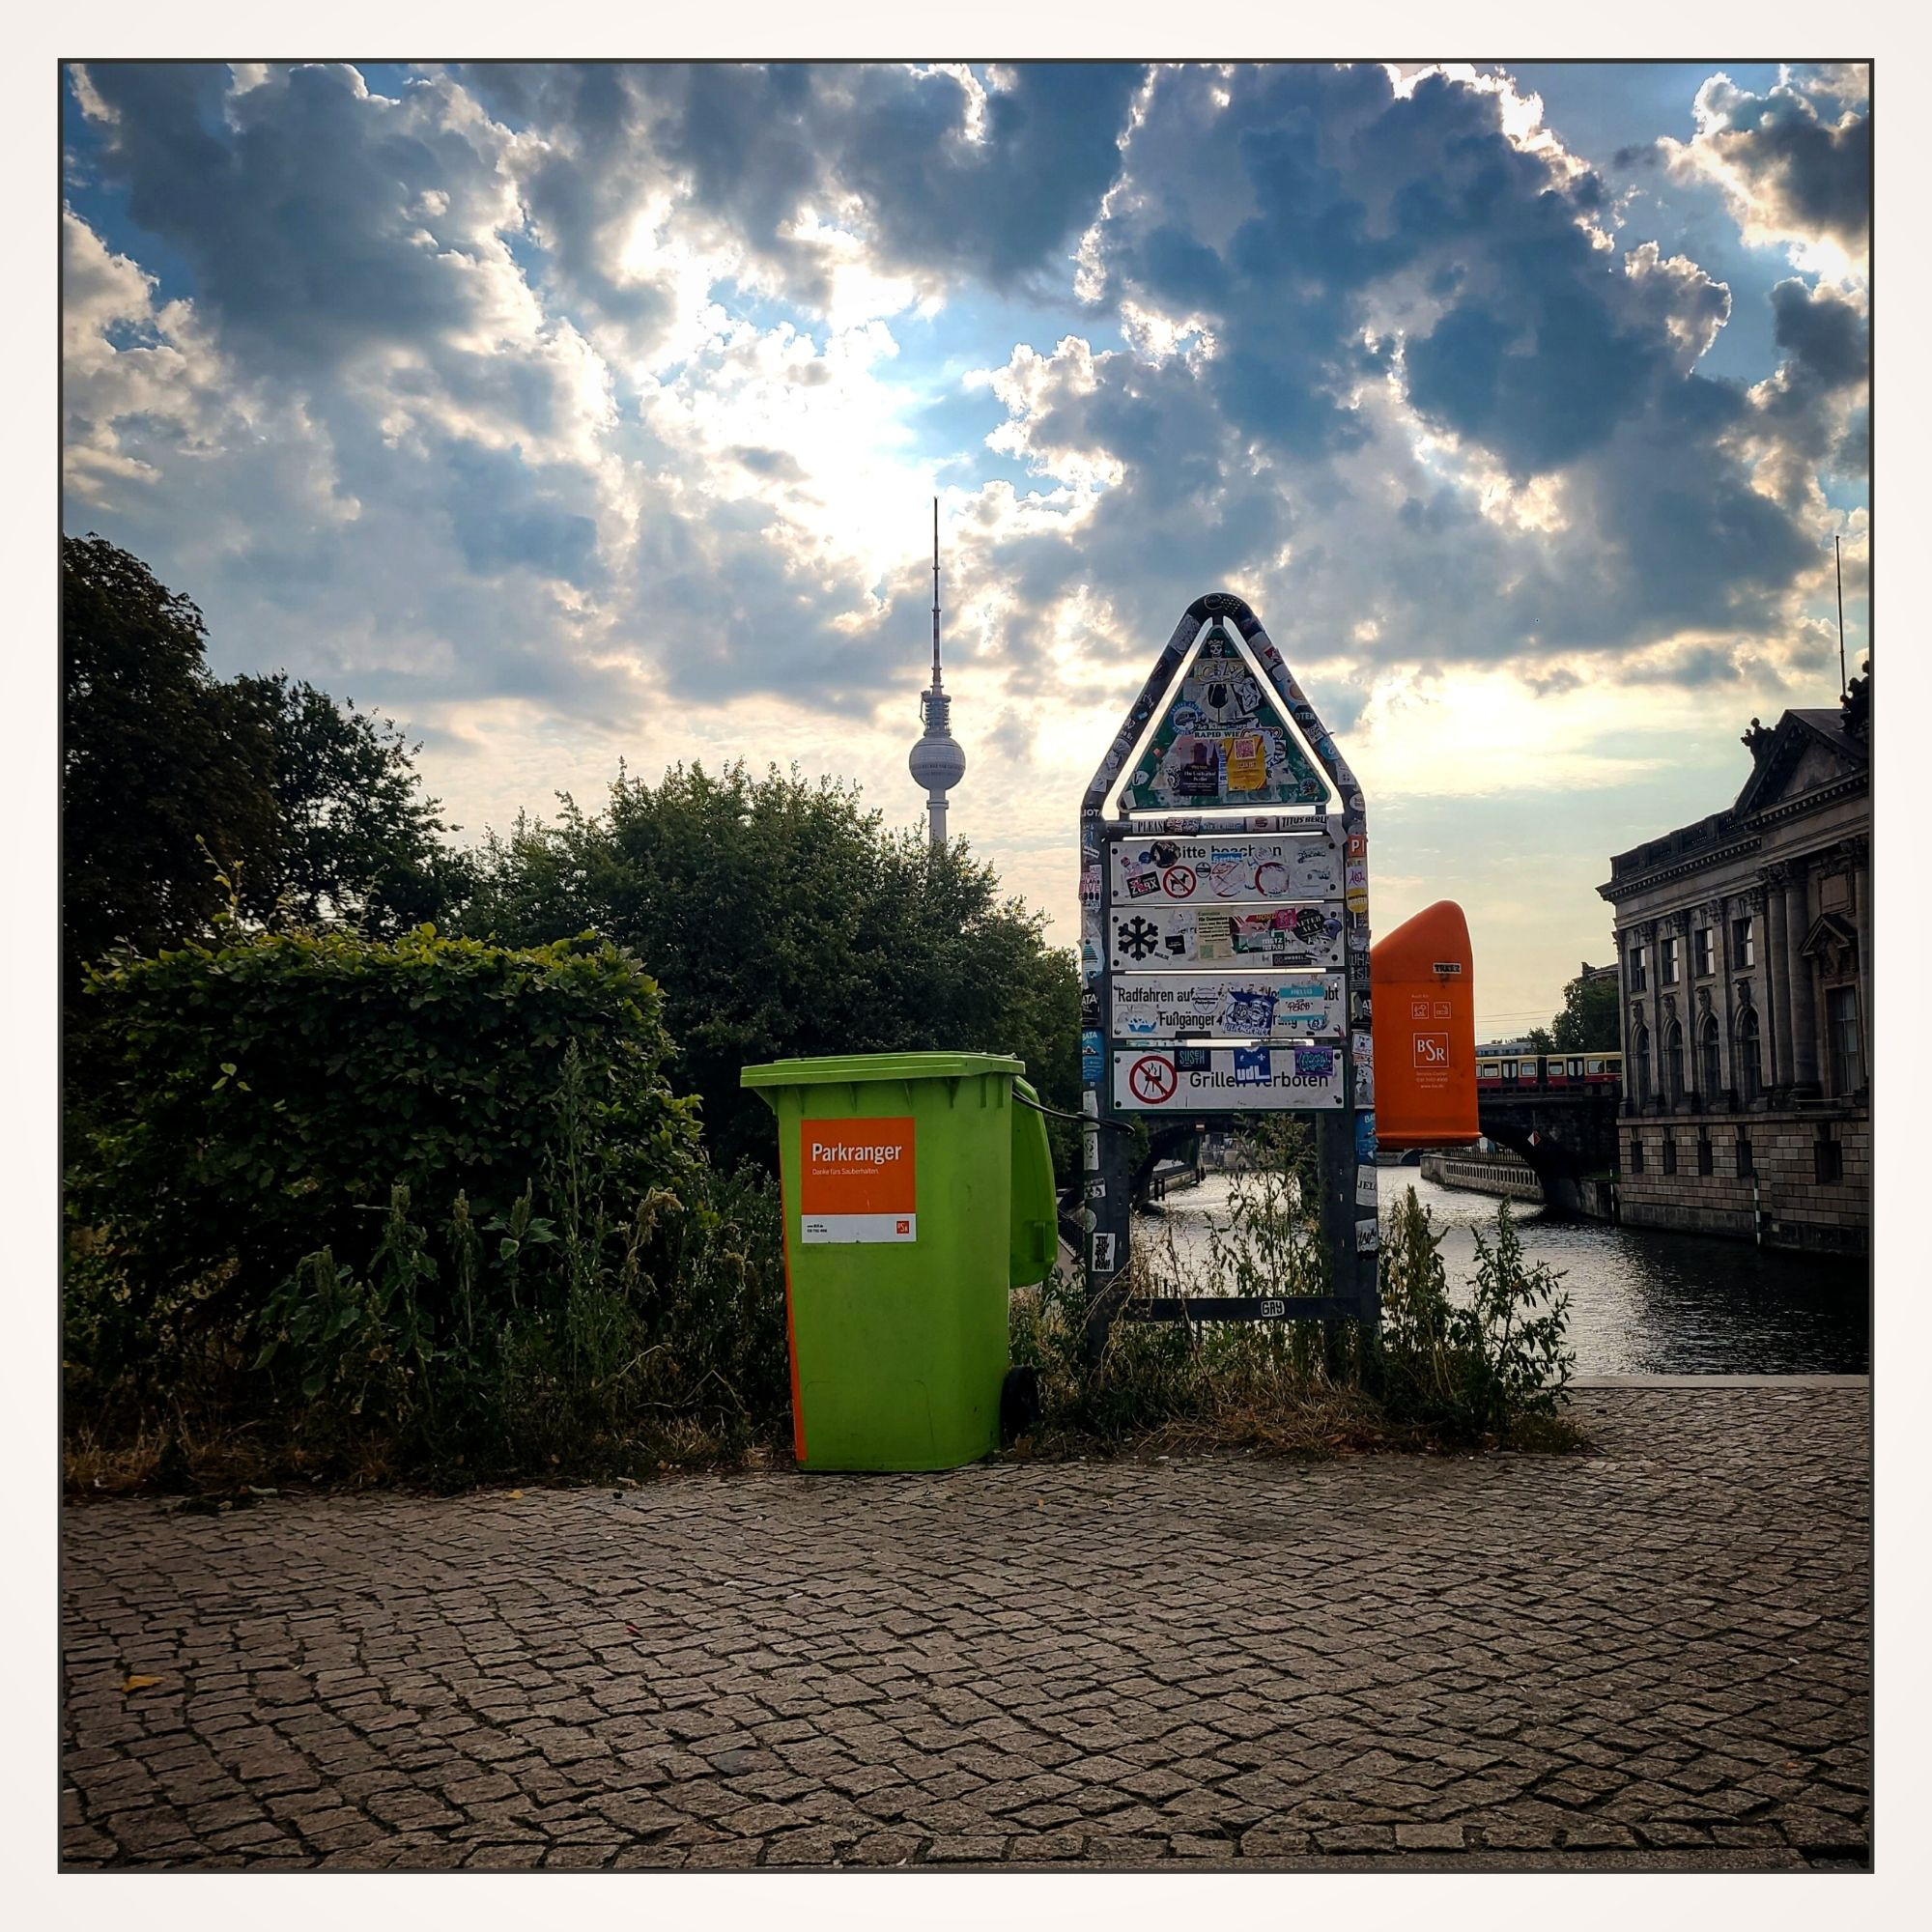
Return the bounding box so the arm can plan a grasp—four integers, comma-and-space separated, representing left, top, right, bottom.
1597, 668, 1870, 1253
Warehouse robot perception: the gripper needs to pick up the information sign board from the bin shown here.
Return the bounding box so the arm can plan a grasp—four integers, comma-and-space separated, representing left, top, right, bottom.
1110, 834, 1340, 906
1111, 972, 1345, 1040
1110, 1045, 1347, 1111
1108, 904, 1345, 973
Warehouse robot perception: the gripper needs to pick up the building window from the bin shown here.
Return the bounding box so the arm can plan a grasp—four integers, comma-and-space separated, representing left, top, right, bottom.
1662, 1136, 1678, 1176
1736, 1007, 1762, 1102
1661, 935, 1680, 985
1629, 1136, 1644, 1175
1699, 1015, 1721, 1102
1694, 928, 1715, 977
1732, 915, 1755, 968
1664, 1018, 1685, 1103
1737, 1134, 1753, 1179
1814, 1128, 1842, 1185
1828, 985, 1863, 1095
1628, 943, 1647, 992
1633, 1023, 1651, 1108
1697, 1135, 1714, 1176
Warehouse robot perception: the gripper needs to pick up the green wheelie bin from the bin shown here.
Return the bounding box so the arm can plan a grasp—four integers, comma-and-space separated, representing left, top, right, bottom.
741, 1051, 1059, 1472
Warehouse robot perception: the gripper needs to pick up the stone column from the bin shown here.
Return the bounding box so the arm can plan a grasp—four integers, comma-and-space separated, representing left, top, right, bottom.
1762, 864, 1791, 1095
1784, 859, 1820, 1094
1849, 836, 1872, 1079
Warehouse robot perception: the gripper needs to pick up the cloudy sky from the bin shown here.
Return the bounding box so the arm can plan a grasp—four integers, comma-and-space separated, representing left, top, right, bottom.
60, 58, 1870, 1037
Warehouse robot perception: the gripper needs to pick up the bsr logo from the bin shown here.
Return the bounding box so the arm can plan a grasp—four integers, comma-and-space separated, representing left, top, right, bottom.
1412, 1034, 1449, 1068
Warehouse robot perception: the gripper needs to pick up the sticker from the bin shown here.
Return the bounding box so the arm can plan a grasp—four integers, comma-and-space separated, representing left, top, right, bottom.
1234, 1046, 1273, 1085
1355, 1219, 1380, 1254
1082, 1126, 1099, 1168
1091, 1232, 1118, 1274
1356, 1165, 1379, 1208
800, 1119, 916, 1244
1355, 1111, 1378, 1162
1261, 1298, 1286, 1319
1292, 1045, 1335, 1078
1085, 1179, 1107, 1199
1112, 1048, 1347, 1112
1082, 1029, 1104, 1083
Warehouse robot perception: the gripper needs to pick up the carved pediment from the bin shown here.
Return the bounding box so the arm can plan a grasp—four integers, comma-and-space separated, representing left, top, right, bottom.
1735, 709, 1868, 818
1800, 911, 1859, 978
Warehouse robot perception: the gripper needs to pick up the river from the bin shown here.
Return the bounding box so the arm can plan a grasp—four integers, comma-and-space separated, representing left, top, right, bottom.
1134, 1167, 1870, 1375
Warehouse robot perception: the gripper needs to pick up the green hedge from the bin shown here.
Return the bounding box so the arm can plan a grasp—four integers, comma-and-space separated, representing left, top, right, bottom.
71, 925, 700, 1321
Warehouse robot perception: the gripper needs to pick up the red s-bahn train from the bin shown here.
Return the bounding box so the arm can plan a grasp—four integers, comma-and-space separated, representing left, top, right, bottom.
1474, 1052, 1622, 1094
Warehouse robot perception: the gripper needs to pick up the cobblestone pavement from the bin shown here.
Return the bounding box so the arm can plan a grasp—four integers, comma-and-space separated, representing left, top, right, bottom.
61, 1386, 1871, 1871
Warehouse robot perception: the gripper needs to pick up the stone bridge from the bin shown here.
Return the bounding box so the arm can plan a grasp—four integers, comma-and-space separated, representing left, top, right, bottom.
1476, 1089, 1623, 1211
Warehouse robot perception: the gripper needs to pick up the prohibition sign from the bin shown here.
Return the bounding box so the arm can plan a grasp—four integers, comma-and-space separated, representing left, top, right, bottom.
1128, 1054, 1178, 1104
1162, 864, 1197, 898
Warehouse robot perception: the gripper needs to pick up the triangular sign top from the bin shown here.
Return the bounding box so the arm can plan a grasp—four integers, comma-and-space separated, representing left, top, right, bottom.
1113, 619, 1333, 814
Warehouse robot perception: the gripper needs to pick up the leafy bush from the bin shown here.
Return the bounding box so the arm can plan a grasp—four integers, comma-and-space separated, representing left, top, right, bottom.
455, 761, 1083, 1179
1375, 1188, 1576, 1442
65, 1045, 787, 1487
1009, 1152, 1577, 1455
70, 924, 700, 1332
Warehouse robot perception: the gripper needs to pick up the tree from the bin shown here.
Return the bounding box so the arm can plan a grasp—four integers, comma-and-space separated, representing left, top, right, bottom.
1549, 969, 1621, 1052
459, 761, 1084, 1176
232, 671, 469, 934
63, 538, 469, 992
62, 534, 278, 986
1523, 1026, 1554, 1054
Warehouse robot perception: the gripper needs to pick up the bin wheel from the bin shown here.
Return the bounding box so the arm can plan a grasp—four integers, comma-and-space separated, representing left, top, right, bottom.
1000, 1365, 1041, 1447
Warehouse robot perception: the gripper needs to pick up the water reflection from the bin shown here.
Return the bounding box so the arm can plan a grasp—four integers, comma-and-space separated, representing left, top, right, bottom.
1136, 1167, 1869, 1375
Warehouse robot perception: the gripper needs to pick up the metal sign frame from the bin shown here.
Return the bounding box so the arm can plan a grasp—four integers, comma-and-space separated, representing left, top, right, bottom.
1077, 592, 1379, 1353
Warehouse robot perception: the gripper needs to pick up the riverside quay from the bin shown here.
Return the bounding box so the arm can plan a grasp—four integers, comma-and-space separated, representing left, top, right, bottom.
1599, 666, 1871, 1254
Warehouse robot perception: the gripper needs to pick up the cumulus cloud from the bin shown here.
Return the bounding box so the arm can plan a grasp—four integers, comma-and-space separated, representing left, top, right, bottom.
61, 57, 1868, 868
1660, 68, 1870, 262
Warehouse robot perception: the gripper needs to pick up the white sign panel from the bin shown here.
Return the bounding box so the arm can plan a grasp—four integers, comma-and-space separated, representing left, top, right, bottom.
1110, 973, 1345, 1041
1111, 1045, 1348, 1111
1111, 836, 1341, 906
1108, 904, 1346, 972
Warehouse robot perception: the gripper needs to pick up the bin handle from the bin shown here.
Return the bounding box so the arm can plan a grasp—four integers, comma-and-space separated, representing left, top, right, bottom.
1010, 1084, 1135, 1132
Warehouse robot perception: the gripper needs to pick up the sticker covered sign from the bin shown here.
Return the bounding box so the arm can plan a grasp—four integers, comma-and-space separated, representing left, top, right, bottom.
1109, 973, 1346, 1039
1109, 904, 1345, 971
1110, 1046, 1346, 1111
1108, 835, 1340, 905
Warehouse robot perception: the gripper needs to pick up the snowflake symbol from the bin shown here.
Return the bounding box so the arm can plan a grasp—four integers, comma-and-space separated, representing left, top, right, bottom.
1118, 916, 1161, 960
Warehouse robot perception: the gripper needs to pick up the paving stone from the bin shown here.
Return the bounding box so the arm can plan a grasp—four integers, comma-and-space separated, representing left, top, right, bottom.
59, 1387, 1868, 1872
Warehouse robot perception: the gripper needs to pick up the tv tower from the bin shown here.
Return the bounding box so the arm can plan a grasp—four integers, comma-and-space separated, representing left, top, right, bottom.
908, 497, 965, 848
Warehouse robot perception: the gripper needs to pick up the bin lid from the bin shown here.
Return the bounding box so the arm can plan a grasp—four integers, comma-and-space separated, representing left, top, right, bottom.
1009, 1077, 1060, 1288
742, 1050, 1025, 1091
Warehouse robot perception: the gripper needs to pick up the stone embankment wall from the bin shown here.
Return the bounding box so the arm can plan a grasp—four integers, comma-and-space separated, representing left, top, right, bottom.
1417, 1151, 1542, 1203
1616, 1109, 1870, 1255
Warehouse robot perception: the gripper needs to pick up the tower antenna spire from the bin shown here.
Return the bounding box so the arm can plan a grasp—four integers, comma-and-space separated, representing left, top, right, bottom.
908, 495, 965, 848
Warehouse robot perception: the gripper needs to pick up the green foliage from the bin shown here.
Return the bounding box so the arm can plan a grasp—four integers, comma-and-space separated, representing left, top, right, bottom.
62, 538, 468, 994
68, 1060, 787, 1485
71, 924, 700, 1329
1550, 969, 1621, 1052
1010, 1160, 1576, 1455
1523, 1025, 1555, 1053
1374, 1189, 1576, 1443
232, 670, 471, 934
62, 534, 279, 988
458, 760, 1083, 1177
